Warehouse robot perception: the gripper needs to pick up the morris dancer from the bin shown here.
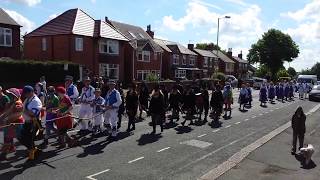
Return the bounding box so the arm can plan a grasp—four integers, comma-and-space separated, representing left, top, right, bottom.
55, 87, 76, 148
202, 86, 210, 122
181, 85, 196, 126
259, 83, 268, 107
116, 82, 125, 130
125, 83, 139, 132
0, 88, 23, 159
65, 75, 79, 103
20, 86, 42, 161
77, 77, 95, 133
42, 86, 59, 147
104, 81, 122, 138
149, 85, 165, 134
246, 83, 252, 107
223, 83, 233, 119
238, 84, 248, 111
298, 82, 304, 100
138, 82, 149, 120
91, 88, 105, 136
168, 85, 182, 122
210, 85, 223, 126
268, 82, 276, 103
279, 83, 285, 102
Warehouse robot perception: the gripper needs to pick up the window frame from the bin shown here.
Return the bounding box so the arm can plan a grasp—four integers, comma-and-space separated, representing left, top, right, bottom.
189, 55, 196, 66
0, 27, 12, 47
41, 37, 47, 51
182, 55, 187, 65
173, 54, 180, 65
203, 57, 208, 67
99, 39, 119, 55
99, 63, 119, 80
175, 69, 186, 78
137, 51, 151, 62
75, 37, 83, 52
137, 70, 150, 81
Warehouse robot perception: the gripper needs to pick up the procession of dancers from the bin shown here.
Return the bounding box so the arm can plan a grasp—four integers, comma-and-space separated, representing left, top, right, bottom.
0, 76, 312, 161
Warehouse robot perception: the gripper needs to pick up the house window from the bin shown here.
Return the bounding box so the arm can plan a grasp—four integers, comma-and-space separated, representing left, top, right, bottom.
0, 27, 12, 47
151, 70, 161, 77
41, 38, 47, 51
99, 39, 119, 55
203, 57, 208, 67
75, 37, 83, 51
137, 70, 150, 81
182, 55, 187, 65
138, 51, 151, 62
175, 69, 186, 78
189, 55, 196, 65
173, 54, 179, 65
99, 63, 119, 80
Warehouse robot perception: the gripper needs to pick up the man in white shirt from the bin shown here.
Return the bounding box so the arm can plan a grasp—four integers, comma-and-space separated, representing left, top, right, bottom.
104, 81, 122, 138
65, 75, 79, 103
78, 77, 95, 132
21, 86, 42, 161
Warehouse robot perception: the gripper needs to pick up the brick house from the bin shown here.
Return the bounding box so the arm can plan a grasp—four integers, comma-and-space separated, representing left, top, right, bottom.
0, 8, 21, 59
188, 44, 219, 78
154, 39, 200, 80
226, 49, 248, 79
107, 20, 163, 82
24, 8, 128, 82
212, 50, 235, 75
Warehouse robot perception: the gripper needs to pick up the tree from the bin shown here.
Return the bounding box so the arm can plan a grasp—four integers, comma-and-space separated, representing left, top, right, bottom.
287, 67, 297, 78
255, 65, 269, 78
277, 69, 290, 78
196, 43, 221, 51
247, 29, 299, 80
310, 62, 320, 78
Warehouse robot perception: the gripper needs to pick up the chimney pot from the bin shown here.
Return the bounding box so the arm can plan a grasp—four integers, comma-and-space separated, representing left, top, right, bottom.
227, 48, 232, 57
238, 50, 243, 59
188, 44, 194, 50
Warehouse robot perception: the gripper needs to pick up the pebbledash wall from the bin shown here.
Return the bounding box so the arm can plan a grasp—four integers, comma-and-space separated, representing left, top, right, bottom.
24, 35, 126, 82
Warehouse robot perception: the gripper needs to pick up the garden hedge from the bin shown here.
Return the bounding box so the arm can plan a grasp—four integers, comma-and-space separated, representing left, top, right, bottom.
0, 59, 80, 88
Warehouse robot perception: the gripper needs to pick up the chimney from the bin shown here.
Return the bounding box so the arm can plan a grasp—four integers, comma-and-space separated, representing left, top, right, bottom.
238, 50, 243, 59
105, 16, 111, 25
146, 25, 154, 39
227, 48, 232, 58
188, 44, 194, 50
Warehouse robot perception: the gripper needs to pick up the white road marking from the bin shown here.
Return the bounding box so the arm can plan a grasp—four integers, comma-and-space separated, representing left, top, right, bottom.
212, 129, 220, 133
252, 116, 257, 118
128, 157, 144, 164
157, 147, 171, 153
276, 108, 279, 110
86, 169, 110, 180
270, 110, 274, 112
199, 104, 320, 180
198, 134, 207, 138
235, 122, 241, 125
259, 113, 263, 116
67, 129, 80, 134
264, 112, 269, 114
244, 119, 249, 121
224, 125, 231, 129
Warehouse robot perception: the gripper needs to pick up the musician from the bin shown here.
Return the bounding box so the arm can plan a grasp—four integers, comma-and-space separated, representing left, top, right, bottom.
20, 86, 42, 161
78, 77, 95, 133
149, 85, 165, 134
104, 81, 122, 138
55, 87, 76, 148
0, 88, 23, 159
138, 82, 149, 120
168, 85, 182, 122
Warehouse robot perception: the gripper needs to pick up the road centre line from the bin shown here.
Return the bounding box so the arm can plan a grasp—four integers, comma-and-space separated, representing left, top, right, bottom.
86, 169, 110, 180
252, 116, 257, 118
212, 129, 220, 133
198, 134, 207, 138
244, 119, 249, 121
128, 157, 144, 164
259, 114, 263, 116
235, 122, 241, 125
224, 125, 231, 129
157, 147, 171, 152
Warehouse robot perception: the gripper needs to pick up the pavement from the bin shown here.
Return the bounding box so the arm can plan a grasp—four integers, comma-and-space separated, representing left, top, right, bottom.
217, 102, 320, 180
0, 90, 319, 180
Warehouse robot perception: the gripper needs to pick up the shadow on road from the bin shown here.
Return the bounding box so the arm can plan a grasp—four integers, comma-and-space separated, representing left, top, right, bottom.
137, 133, 163, 146
295, 154, 317, 169
174, 126, 193, 134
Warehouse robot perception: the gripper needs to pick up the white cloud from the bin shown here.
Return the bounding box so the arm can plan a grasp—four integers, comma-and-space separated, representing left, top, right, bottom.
281, 0, 320, 22
9, 0, 41, 6
90, 0, 96, 3
4, 9, 35, 34
46, 13, 61, 22
224, 0, 249, 7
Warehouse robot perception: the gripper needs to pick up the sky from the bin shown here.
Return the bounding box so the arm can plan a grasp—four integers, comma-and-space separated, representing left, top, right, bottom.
2, 0, 320, 71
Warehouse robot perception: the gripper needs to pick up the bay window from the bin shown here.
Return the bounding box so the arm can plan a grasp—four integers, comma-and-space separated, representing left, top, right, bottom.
99, 39, 119, 55
175, 69, 186, 78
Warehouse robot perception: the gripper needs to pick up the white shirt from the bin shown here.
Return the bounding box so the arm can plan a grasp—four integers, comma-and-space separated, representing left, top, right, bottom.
67, 83, 79, 100
23, 95, 43, 122
105, 89, 122, 108
80, 85, 95, 103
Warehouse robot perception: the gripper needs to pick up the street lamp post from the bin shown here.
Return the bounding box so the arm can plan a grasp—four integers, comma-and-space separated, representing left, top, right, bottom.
216, 16, 231, 55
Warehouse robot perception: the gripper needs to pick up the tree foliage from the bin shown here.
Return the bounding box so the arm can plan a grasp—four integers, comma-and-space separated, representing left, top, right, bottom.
196, 43, 221, 51
277, 69, 290, 78
300, 62, 320, 78
255, 65, 269, 78
287, 67, 297, 78
247, 29, 299, 80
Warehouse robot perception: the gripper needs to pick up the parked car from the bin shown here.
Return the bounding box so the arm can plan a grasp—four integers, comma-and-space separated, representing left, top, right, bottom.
309, 85, 320, 102
225, 75, 238, 88
252, 77, 267, 89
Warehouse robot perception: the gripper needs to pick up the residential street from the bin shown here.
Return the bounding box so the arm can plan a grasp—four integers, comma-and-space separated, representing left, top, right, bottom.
0, 90, 319, 180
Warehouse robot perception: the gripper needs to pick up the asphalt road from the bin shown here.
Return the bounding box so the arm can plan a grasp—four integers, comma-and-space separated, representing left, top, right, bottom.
0, 90, 318, 180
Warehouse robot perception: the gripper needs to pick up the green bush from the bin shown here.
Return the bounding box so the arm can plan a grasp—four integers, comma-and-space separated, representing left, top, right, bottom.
211, 72, 226, 81
0, 59, 80, 87
146, 73, 159, 82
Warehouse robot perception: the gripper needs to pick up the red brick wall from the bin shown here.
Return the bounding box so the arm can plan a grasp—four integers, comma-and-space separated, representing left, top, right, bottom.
0, 24, 20, 59
161, 51, 171, 80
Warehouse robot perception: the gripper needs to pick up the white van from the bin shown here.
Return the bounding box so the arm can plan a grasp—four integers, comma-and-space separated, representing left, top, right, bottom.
297, 75, 317, 87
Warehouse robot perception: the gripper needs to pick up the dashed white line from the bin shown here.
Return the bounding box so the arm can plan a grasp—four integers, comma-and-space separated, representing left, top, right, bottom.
157, 147, 171, 153
244, 119, 249, 121
235, 122, 241, 125
212, 129, 220, 133
128, 157, 144, 164
198, 134, 207, 138
252, 116, 257, 118
270, 110, 274, 112
225, 125, 231, 129
259, 113, 263, 116
86, 169, 110, 180
264, 112, 269, 114
276, 108, 280, 110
